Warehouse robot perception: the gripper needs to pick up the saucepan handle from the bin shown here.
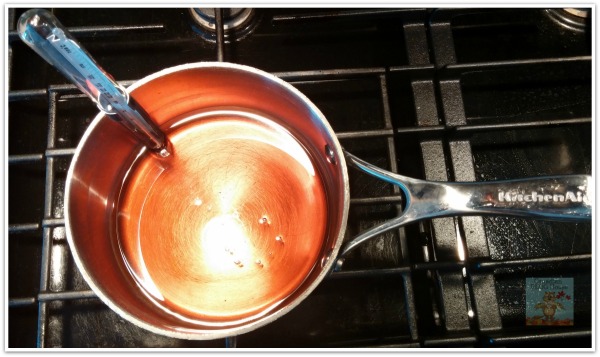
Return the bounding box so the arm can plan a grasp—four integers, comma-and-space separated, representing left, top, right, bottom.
443, 175, 592, 219
336, 151, 592, 267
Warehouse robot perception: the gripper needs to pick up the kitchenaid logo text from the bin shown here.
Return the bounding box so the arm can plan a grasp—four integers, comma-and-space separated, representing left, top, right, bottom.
498, 190, 587, 203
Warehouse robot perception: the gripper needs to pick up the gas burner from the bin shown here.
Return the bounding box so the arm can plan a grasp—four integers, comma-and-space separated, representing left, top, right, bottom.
189, 8, 259, 42
546, 8, 590, 32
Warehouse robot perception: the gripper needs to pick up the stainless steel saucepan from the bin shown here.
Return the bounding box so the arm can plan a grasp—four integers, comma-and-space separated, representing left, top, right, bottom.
19, 9, 592, 340
63, 62, 593, 340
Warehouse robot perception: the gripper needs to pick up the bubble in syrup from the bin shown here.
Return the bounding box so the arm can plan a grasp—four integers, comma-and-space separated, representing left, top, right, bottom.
233, 259, 243, 267
193, 197, 203, 206
275, 235, 284, 244
259, 215, 271, 225
255, 259, 264, 268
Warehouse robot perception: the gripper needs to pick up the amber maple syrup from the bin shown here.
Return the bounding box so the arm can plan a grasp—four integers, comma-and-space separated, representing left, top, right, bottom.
115, 109, 328, 324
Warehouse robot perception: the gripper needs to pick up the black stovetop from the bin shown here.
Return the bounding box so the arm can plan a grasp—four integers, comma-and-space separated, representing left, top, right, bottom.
8, 8, 592, 348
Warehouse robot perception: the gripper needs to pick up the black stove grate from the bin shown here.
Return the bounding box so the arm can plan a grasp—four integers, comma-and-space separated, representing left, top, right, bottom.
8, 8, 592, 348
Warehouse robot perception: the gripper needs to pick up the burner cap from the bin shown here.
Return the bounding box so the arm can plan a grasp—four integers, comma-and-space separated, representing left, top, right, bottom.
546, 8, 590, 32
189, 8, 258, 42
563, 8, 590, 18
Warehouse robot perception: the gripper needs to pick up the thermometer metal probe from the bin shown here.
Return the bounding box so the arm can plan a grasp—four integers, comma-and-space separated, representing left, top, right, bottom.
18, 8, 170, 157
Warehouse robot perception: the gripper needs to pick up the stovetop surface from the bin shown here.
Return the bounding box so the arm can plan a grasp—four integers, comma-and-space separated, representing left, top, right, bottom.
8, 8, 592, 348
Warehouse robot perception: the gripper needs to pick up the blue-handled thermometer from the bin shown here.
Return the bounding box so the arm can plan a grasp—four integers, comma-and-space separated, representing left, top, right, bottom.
18, 9, 170, 157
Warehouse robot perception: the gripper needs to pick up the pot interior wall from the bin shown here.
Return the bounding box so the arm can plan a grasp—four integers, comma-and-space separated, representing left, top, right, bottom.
66, 64, 348, 336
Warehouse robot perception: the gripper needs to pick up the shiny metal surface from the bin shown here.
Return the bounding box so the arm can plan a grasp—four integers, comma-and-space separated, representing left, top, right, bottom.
563, 8, 590, 18
64, 60, 592, 339
65, 62, 349, 339
9, 8, 591, 348
17, 9, 169, 154
190, 8, 254, 31
189, 8, 259, 43
337, 151, 592, 263
545, 8, 589, 32
117, 112, 329, 323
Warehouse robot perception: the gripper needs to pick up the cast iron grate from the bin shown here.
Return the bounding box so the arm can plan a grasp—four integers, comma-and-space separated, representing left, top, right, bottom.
8, 8, 591, 348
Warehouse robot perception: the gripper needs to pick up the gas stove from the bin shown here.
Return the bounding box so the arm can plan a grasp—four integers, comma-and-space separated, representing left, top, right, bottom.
8, 8, 592, 348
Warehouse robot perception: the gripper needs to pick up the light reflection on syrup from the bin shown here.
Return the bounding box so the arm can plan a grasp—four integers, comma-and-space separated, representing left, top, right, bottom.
201, 213, 252, 271
116, 109, 328, 323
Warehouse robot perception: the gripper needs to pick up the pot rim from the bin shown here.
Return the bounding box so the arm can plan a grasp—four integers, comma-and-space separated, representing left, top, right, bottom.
64, 61, 350, 340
